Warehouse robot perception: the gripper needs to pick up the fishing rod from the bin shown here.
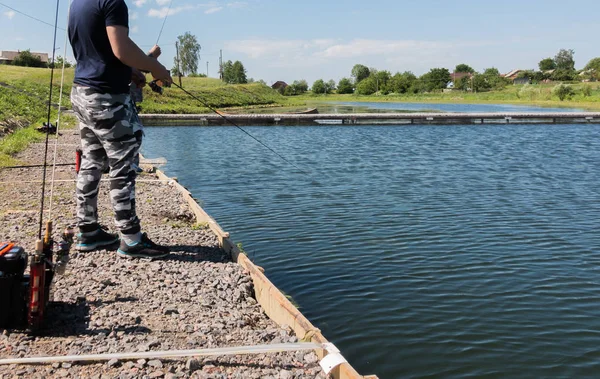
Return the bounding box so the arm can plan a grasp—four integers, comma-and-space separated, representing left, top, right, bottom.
171, 82, 309, 175
2, 163, 74, 169
156, 0, 173, 46
38, 0, 61, 239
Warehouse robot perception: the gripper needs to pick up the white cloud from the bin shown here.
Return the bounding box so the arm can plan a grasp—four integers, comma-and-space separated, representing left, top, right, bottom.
317, 39, 444, 59
3, 10, 16, 19
227, 2, 247, 8
155, 0, 171, 5
134, 0, 147, 7
130, 12, 139, 20
204, 6, 223, 14
147, 5, 194, 18
130, 25, 140, 33
224, 37, 503, 83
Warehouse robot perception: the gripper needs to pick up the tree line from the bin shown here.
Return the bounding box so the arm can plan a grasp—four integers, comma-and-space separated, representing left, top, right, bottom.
284, 48, 599, 97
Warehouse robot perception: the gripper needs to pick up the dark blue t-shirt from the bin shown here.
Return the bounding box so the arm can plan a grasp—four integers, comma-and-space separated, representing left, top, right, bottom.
69, 0, 131, 94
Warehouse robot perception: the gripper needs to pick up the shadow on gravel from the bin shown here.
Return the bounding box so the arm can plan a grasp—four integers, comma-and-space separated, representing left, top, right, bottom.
35, 300, 91, 337
39, 300, 152, 337
165, 245, 231, 263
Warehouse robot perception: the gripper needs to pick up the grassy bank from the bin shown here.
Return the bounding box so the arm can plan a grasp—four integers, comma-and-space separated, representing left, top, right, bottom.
289, 81, 600, 111
0, 65, 288, 115
0, 65, 288, 165
0, 66, 77, 167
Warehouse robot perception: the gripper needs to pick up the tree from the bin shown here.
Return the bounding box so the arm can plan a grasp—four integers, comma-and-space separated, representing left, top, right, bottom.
538, 58, 556, 71
554, 49, 575, 71
389, 72, 416, 94
12, 50, 47, 68
373, 70, 392, 94
231, 61, 247, 84
472, 73, 492, 92
173, 32, 201, 76
283, 80, 309, 96
584, 57, 600, 72
291, 80, 308, 94
455, 64, 475, 73
482, 68, 509, 89
550, 69, 576, 81
355, 77, 377, 95
552, 84, 574, 101
221, 61, 233, 83
49, 56, 72, 69
351, 64, 370, 84
420, 68, 451, 91
337, 78, 354, 94
222, 60, 247, 84
312, 79, 327, 94
584, 57, 600, 80
454, 76, 471, 91
326, 80, 336, 94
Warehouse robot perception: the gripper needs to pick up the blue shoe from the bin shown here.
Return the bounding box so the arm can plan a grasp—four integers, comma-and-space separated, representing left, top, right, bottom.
117, 233, 169, 260
75, 228, 119, 251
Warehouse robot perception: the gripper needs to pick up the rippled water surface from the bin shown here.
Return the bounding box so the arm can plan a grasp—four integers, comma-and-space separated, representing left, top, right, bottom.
143, 122, 600, 378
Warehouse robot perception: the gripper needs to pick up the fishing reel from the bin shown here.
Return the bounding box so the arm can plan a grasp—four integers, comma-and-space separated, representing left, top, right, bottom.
0, 223, 73, 332
149, 78, 171, 95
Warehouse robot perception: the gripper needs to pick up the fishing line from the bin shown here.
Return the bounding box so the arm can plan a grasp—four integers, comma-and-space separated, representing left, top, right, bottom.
155, 0, 174, 45
48, 0, 73, 217
37, 0, 61, 240
171, 82, 309, 175
0, 1, 66, 31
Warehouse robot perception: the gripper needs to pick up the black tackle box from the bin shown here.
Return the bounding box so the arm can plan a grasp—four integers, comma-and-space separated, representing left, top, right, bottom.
0, 243, 28, 328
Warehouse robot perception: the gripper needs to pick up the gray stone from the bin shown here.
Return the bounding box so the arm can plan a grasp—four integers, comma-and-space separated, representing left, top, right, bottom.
148, 359, 164, 368
185, 358, 202, 372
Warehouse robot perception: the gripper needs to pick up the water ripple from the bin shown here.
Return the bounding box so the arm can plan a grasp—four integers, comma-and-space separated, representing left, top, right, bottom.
144, 123, 600, 378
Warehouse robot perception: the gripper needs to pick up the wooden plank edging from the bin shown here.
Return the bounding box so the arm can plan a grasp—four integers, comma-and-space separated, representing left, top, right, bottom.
154, 168, 375, 379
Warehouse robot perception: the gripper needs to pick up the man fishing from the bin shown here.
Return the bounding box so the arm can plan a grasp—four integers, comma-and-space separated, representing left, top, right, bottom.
68, 0, 173, 259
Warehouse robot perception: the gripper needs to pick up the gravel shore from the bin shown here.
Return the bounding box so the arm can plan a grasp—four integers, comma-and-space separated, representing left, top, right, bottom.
0, 130, 324, 378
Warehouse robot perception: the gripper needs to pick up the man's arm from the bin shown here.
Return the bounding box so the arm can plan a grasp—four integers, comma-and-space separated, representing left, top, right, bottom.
106, 26, 172, 84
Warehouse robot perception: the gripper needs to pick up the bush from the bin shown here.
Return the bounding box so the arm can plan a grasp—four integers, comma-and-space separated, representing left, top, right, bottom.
518, 84, 540, 100
355, 77, 377, 95
582, 84, 593, 97
12, 50, 47, 68
337, 78, 354, 94
552, 84, 575, 101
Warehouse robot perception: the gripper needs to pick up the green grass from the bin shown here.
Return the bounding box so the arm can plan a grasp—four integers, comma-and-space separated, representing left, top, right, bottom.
142, 77, 285, 113
290, 81, 600, 111
0, 66, 76, 167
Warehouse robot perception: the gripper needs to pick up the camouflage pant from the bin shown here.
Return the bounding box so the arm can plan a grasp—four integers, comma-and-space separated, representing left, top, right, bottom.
71, 85, 142, 235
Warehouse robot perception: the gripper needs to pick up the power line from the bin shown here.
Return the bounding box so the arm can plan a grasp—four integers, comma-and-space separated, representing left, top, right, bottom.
0, 1, 66, 31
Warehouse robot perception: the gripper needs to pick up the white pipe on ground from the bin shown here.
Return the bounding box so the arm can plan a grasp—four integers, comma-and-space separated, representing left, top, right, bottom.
0, 343, 322, 366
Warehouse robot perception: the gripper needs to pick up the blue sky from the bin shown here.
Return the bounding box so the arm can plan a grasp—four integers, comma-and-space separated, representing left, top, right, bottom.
1, 0, 598, 85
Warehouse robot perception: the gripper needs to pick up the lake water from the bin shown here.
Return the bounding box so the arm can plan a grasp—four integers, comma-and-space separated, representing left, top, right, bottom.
142, 104, 600, 378
315, 101, 585, 114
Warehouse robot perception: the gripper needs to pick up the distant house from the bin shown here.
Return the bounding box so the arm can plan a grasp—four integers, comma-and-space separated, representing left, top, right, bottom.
0, 50, 49, 65
502, 69, 529, 85
271, 81, 288, 92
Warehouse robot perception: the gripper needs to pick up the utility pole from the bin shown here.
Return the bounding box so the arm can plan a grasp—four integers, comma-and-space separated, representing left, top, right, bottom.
175, 41, 182, 88
219, 49, 223, 80
206, 61, 209, 77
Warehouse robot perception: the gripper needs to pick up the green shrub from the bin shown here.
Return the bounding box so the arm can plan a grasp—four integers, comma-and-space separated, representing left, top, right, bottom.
552, 84, 575, 101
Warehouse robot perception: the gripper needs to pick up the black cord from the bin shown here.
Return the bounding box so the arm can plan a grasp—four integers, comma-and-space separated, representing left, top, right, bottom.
171, 82, 309, 175
38, 0, 61, 240
2, 163, 75, 170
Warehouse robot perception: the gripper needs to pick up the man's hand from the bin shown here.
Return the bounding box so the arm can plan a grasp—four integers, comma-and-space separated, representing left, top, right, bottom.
148, 45, 161, 58
151, 63, 173, 87
131, 68, 147, 88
